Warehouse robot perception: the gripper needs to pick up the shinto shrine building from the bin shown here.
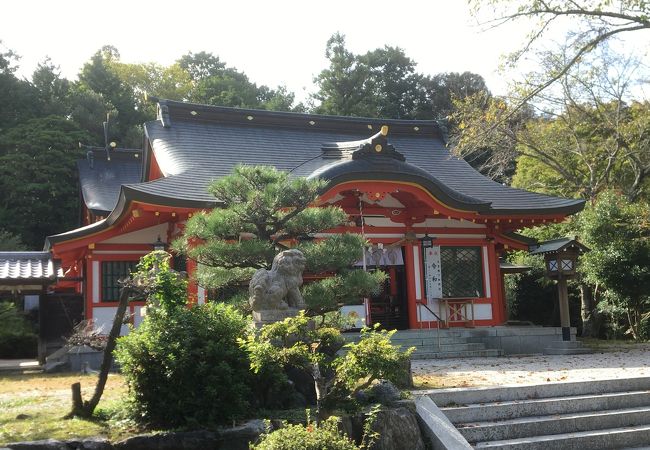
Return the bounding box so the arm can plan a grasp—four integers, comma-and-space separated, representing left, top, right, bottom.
43, 99, 584, 332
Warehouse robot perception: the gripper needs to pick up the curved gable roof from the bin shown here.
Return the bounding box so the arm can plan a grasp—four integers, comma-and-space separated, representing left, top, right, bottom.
141, 100, 583, 215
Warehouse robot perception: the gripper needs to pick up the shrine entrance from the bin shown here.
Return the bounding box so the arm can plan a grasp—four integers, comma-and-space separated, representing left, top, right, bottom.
366, 249, 409, 330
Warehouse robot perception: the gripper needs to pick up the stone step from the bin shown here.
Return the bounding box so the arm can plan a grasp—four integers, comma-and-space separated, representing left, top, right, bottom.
442, 390, 650, 423
459, 406, 650, 443
472, 424, 650, 449
423, 377, 650, 407
543, 346, 593, 355
390, 336, 472, 346
411, 349, 503, 360
406, 343, 486, 353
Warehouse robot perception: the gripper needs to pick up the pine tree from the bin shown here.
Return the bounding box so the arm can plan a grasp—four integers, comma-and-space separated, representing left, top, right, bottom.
176, 165, 385, 316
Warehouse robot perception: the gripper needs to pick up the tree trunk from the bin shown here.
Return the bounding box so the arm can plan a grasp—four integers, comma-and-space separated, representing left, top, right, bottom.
67, 285, 132, 418
580, 283, 602, 337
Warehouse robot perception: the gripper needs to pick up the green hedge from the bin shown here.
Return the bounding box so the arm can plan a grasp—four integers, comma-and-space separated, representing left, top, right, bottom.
115, 302, 253, 428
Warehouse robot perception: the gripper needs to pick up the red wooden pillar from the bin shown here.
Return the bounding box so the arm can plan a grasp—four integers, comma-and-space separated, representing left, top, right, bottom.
404, 242, 424, 329
486, 242, 505, 324
186, 259, 198, 305
85, 254, 94, 320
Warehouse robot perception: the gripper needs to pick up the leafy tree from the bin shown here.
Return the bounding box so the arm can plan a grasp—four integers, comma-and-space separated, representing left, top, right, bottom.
176, 165, 385, 316
422, 71, 490, 120
360, 45, 425, 119
31, 58, 70, 117
175, 50, 299, 111
110, 61, 193, 118
0, 229, 26, 251
0, 42, 41, 130
244, 314, 413, 421
0, 116, 90, 248
178, 51, 226, 81
77, 46, 145, 147
452, 46, 650, 200
578, 191, 650, 339
312, 33, 375, 117
469, 0, 650, 114
313, 33, 490, 121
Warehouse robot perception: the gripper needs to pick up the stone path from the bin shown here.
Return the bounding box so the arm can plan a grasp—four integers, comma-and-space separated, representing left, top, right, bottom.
412, 344, 650, 388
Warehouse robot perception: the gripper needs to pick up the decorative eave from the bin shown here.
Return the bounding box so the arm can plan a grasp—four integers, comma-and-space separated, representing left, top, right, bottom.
45, 181, 216, 250
311, 126, 492, 213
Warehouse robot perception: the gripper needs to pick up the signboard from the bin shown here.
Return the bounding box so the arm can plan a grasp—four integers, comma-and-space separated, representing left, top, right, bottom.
423, 245, 442, 300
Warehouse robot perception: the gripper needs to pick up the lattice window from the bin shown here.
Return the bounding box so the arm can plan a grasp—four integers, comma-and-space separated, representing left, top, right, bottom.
440, 247, 484, 298
101, 261, 137, 302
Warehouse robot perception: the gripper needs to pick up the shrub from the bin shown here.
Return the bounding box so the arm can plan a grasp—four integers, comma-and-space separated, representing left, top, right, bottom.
114, 302, 252, 427
253, 417, 359, 450
244, 315, 413, 418
0, 302, 37, 358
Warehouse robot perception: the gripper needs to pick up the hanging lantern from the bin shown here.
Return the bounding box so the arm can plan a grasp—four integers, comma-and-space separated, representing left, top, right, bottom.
420, 233, 434, 248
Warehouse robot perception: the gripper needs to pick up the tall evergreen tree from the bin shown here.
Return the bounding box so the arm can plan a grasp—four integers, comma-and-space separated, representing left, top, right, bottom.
176, 165, 385, 316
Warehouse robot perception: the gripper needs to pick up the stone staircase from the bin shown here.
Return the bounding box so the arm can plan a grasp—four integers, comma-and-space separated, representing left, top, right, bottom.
424, 377, 650, 449
392, 329, 503, 359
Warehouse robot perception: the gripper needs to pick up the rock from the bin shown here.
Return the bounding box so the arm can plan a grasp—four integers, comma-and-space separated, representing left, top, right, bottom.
66, 438, 113, 450
217, 419, 266, 450
15, 414, 31, 420
338, 413, 365, 445
114, 431, 218, 450
5, 439, 70, 450
368, 407, 425, 450
367, 380, 401, 405
68, 438, 114, 450
285, 366, 316, 404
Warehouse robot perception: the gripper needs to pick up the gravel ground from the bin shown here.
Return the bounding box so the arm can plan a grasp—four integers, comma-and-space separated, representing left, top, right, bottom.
412, 344, 650, 388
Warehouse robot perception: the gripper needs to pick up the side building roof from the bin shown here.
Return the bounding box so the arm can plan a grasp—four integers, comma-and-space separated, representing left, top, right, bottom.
0, 252, 63, 286
78, 148, 143, 216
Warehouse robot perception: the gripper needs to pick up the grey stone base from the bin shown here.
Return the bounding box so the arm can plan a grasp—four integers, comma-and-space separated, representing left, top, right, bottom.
464, 326, 579, 355
544, 340, 592, 355
252, 308, 300, 328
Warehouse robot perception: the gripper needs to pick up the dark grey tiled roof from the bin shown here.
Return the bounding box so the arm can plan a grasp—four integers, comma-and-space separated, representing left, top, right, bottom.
140, 101, 583, 215
529, 238, 590, 255
0, 252, 63, 282
78, 149, 142, 215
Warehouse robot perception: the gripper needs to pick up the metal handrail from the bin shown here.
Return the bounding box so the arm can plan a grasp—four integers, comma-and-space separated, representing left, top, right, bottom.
417, 301, 443, 351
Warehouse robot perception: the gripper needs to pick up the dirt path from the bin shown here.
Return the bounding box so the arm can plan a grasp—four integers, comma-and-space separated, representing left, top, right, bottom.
412, 344, 650, 388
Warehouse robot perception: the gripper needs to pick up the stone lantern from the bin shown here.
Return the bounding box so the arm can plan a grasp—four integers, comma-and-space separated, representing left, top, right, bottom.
530, 238, 590, 341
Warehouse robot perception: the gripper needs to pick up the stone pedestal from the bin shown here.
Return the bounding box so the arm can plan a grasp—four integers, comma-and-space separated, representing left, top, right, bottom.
252, 308, 300, 328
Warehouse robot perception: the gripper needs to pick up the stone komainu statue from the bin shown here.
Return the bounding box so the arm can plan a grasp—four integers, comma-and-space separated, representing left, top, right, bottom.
249, 249, 307, 311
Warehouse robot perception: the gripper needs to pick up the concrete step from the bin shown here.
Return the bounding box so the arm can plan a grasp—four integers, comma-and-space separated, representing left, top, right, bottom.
411, 349, 504, 360
424, 377, 650, 407
459, 406, 650, 443
473, 424, 650, 449
442, 390, 650, 423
